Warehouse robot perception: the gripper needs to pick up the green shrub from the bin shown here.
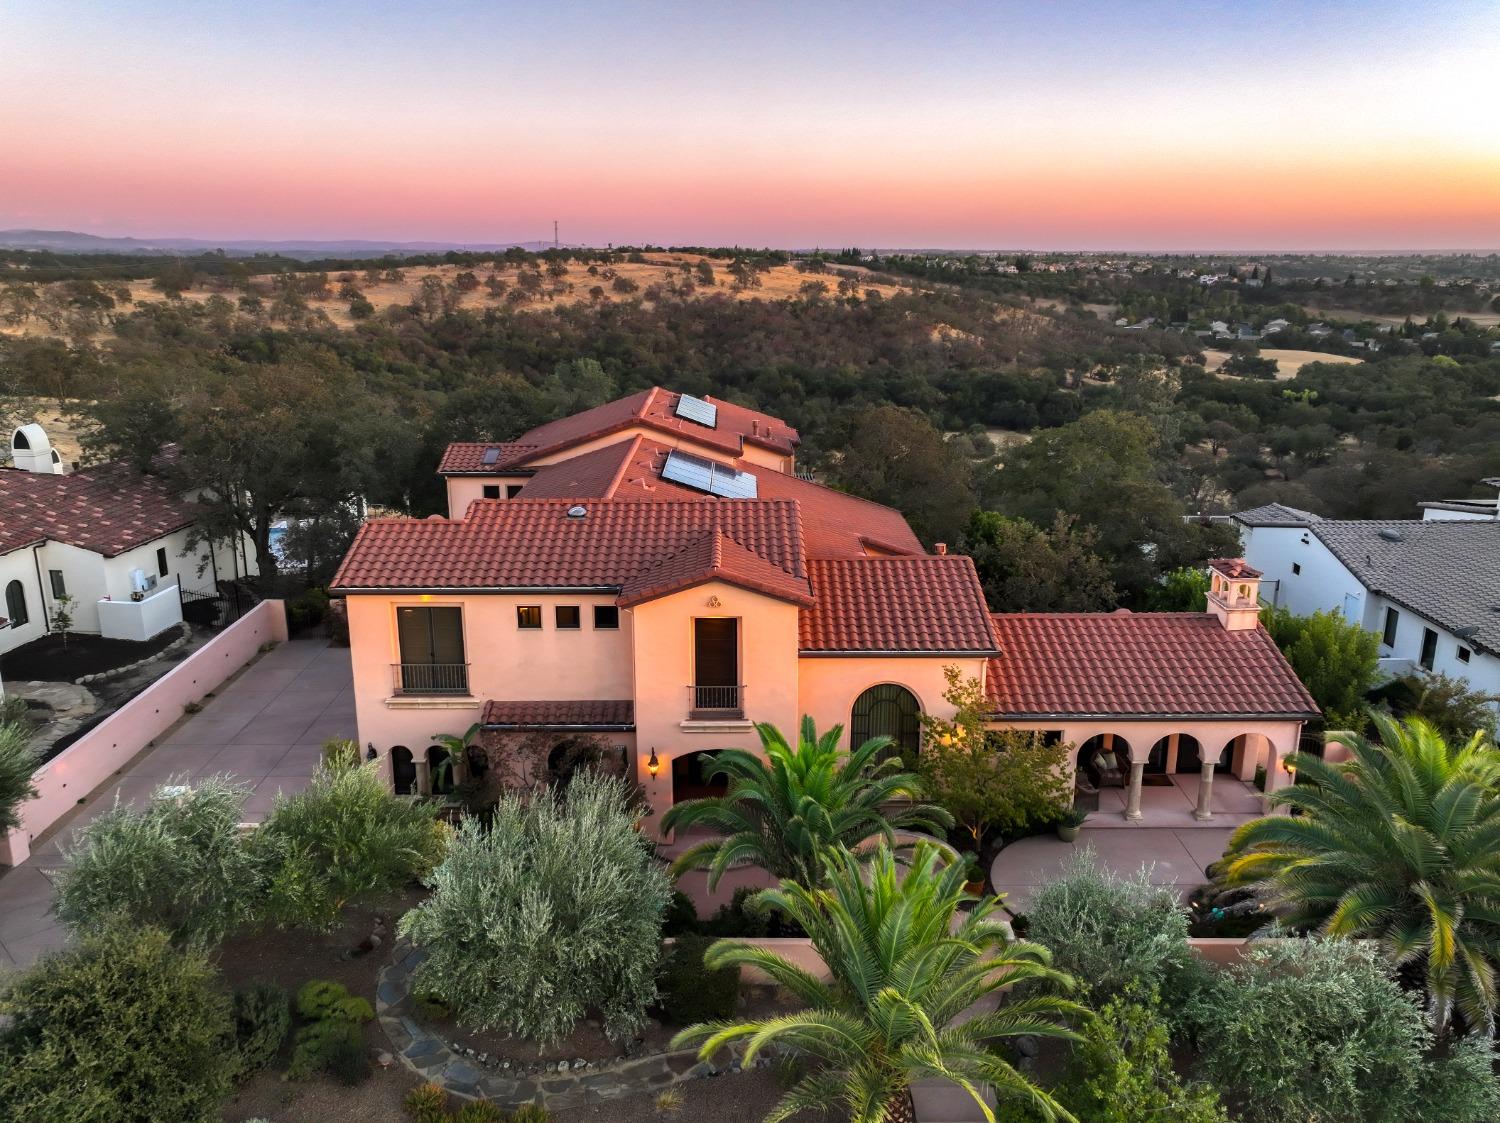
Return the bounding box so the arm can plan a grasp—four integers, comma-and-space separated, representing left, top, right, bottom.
662, 888, 700, 936
399, 773, 670, 1045
1055, 989, 1227, 1123
1024, 847, 1205, 1012
1262, 605, 1378, 729
320, 737, 360, 772
231, 983, 291, 1077
53, 776, 263, 945
253, 759, 447, 930
452, 1102, 508, 1123
701, 885, 805, 939
295, 979, 372, 1023
288, 1017, 366, 1082
659, 935, 740, 1025
287, 587, 330, 633
1186, 938, 1473, 1123
0, 719, 38, 834
509, 1106, 553, 1123
403, 1081, 449, 1123
0, 924, 236, 1122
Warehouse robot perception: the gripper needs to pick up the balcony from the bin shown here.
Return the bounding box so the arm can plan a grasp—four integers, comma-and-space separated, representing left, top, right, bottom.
391, 663, 471, 696
688, 683, 745, 720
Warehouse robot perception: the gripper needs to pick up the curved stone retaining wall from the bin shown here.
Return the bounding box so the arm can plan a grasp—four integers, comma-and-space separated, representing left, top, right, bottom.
376, 940, 771, 1110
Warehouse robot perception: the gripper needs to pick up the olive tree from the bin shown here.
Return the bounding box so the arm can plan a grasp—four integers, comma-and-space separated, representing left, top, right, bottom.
399, 773, 670, 1044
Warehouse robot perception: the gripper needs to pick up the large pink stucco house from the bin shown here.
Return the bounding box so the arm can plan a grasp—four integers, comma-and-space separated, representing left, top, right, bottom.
330, 388, 1316, 828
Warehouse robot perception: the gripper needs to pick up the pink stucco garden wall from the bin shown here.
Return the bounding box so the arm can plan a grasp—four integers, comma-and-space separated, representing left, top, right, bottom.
0, 600, 289, 866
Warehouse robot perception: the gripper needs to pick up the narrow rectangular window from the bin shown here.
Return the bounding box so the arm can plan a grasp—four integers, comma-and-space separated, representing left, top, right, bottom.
1382, 607, 1399, 648
1457, 646, 1471, 664
48, 570, 66, 599
506, 485, 525, 499
593, 605, 620, 630
517, 605, 542, 630
156, 547, 169, 577
482, 484, 501, 500
555, 605, 581, 629
1291, 562, 1302, 575
1420, 628, 1438, 670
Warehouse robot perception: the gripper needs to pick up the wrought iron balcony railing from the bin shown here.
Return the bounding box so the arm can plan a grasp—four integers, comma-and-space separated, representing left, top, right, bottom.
688, 683, 745, 718
392, 663, 471, 696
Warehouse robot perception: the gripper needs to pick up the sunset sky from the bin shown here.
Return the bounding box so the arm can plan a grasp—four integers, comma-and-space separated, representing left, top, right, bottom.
3, 0, 1498, 250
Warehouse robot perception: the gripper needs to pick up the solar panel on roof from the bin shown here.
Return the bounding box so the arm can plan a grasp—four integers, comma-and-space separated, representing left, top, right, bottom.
481, 447, 501, 466
674, 393, 718, 428
662, 450, 758, 499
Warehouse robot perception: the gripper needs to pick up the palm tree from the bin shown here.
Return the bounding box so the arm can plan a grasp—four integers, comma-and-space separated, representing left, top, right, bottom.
0, 718, 38, 834
659, 717, 951, 889
1223, 714, 1500, 1033
672, 842, 1085, 1123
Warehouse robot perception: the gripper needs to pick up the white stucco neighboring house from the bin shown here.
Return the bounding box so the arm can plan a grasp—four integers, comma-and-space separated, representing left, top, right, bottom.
1, 425, 255, 657
1232, 500, 1500, 708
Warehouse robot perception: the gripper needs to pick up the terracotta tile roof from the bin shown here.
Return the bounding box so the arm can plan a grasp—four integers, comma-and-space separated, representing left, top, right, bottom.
438, 442, 537, 475
439, 387, 798, 474
799, 557, 999, 654
0, 459, 199, 558
620, 527, 814, 607
985, 613, 1319, 719
480, 699, 635, 730
1208, 557, 1262, 579
330, 498, 809, 600
520, 436, 924, 558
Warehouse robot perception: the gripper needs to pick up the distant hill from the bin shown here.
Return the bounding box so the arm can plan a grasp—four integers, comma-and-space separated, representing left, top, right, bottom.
0, 229, 556, 259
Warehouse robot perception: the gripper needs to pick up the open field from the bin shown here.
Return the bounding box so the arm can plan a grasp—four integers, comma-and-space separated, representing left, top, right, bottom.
1301, 305, 1500, 328
0, 253, 910, 341
1203, 347, 1364, 380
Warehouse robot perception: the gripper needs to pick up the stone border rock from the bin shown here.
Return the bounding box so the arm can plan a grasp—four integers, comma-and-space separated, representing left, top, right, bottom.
75, 622, 193, 685
376, 940, 771, 1110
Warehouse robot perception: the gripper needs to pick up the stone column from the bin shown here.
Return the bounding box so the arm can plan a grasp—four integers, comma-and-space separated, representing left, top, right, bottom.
1194, 759, 1216, 821
1124, 761, 1146, 821
413, 757, 433, 797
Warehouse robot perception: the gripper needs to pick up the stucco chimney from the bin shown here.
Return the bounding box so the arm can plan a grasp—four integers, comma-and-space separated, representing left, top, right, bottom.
934, 542, 948, 555
1205, 558, 1262, 630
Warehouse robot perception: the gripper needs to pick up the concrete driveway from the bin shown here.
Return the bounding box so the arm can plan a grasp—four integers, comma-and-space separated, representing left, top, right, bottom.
0, 636, 353, 971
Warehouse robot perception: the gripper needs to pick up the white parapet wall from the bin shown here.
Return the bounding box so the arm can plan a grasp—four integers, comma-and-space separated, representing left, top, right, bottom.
96, 584, 184, 642
0, 599, 289, 866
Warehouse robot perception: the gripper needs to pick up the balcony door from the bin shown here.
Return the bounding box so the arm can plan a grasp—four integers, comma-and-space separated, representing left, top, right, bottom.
397, 606, 466, 694
693, 618, 739, 713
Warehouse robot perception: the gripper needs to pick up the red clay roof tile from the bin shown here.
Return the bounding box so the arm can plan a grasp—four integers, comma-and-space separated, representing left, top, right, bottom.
0, 459, 199, 557
985, 613, 1319, 718
799, 557, 999, 653
480, 699, 635, 729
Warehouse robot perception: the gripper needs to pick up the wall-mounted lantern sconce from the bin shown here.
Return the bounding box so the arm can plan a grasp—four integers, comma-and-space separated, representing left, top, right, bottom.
647, 747, 661, 778
366, 742, 378, 761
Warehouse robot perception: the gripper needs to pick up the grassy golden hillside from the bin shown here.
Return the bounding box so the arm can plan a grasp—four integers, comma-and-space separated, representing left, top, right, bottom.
1, 253, 910, 341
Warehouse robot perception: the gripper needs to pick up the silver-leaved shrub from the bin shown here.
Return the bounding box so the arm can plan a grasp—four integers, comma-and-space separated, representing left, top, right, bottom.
399, 773, 670, 1045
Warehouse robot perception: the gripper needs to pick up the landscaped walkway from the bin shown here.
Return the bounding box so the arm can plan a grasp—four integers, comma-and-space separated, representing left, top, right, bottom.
0, 636, 352, 970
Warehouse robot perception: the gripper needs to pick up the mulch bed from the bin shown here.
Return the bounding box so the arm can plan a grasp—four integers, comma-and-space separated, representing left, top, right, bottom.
0, 628, 180, 682
424, 986, 802, 1068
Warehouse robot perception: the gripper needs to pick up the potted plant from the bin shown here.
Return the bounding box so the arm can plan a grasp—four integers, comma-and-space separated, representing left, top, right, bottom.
957, 851, 986, 895
1055, 806, 1089, 843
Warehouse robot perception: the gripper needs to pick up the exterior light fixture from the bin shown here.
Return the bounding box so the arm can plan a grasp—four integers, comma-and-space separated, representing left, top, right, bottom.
366, 742, 378, 761
647, 747, 660, 778
1282, 756, 1297, 775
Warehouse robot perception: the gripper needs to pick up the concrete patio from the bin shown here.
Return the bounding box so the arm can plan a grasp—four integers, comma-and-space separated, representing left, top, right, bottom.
0, 635, 353, 971
1084, 770, 1267, 829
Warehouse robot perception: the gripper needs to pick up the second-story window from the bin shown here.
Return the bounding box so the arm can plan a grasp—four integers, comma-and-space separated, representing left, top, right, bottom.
396, 606, 466, 694
555, 605, 581, 629
156, 547, 169, 577
506, 485, 525, 498
482, 485, 501, 499
593, 605, 619, 629
517, 605, 542, 630
1382, 607, 1399, 647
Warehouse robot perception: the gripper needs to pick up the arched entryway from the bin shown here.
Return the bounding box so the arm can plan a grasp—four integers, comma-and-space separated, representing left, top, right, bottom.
391, 746, 416, 796
672, 749, 728, 803
850, 684, 921, 765
426, 745, 456, 796
1075, 734, 1131, 791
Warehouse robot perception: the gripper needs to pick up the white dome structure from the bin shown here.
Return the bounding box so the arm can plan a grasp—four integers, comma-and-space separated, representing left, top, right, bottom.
11, 423, 64, 474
